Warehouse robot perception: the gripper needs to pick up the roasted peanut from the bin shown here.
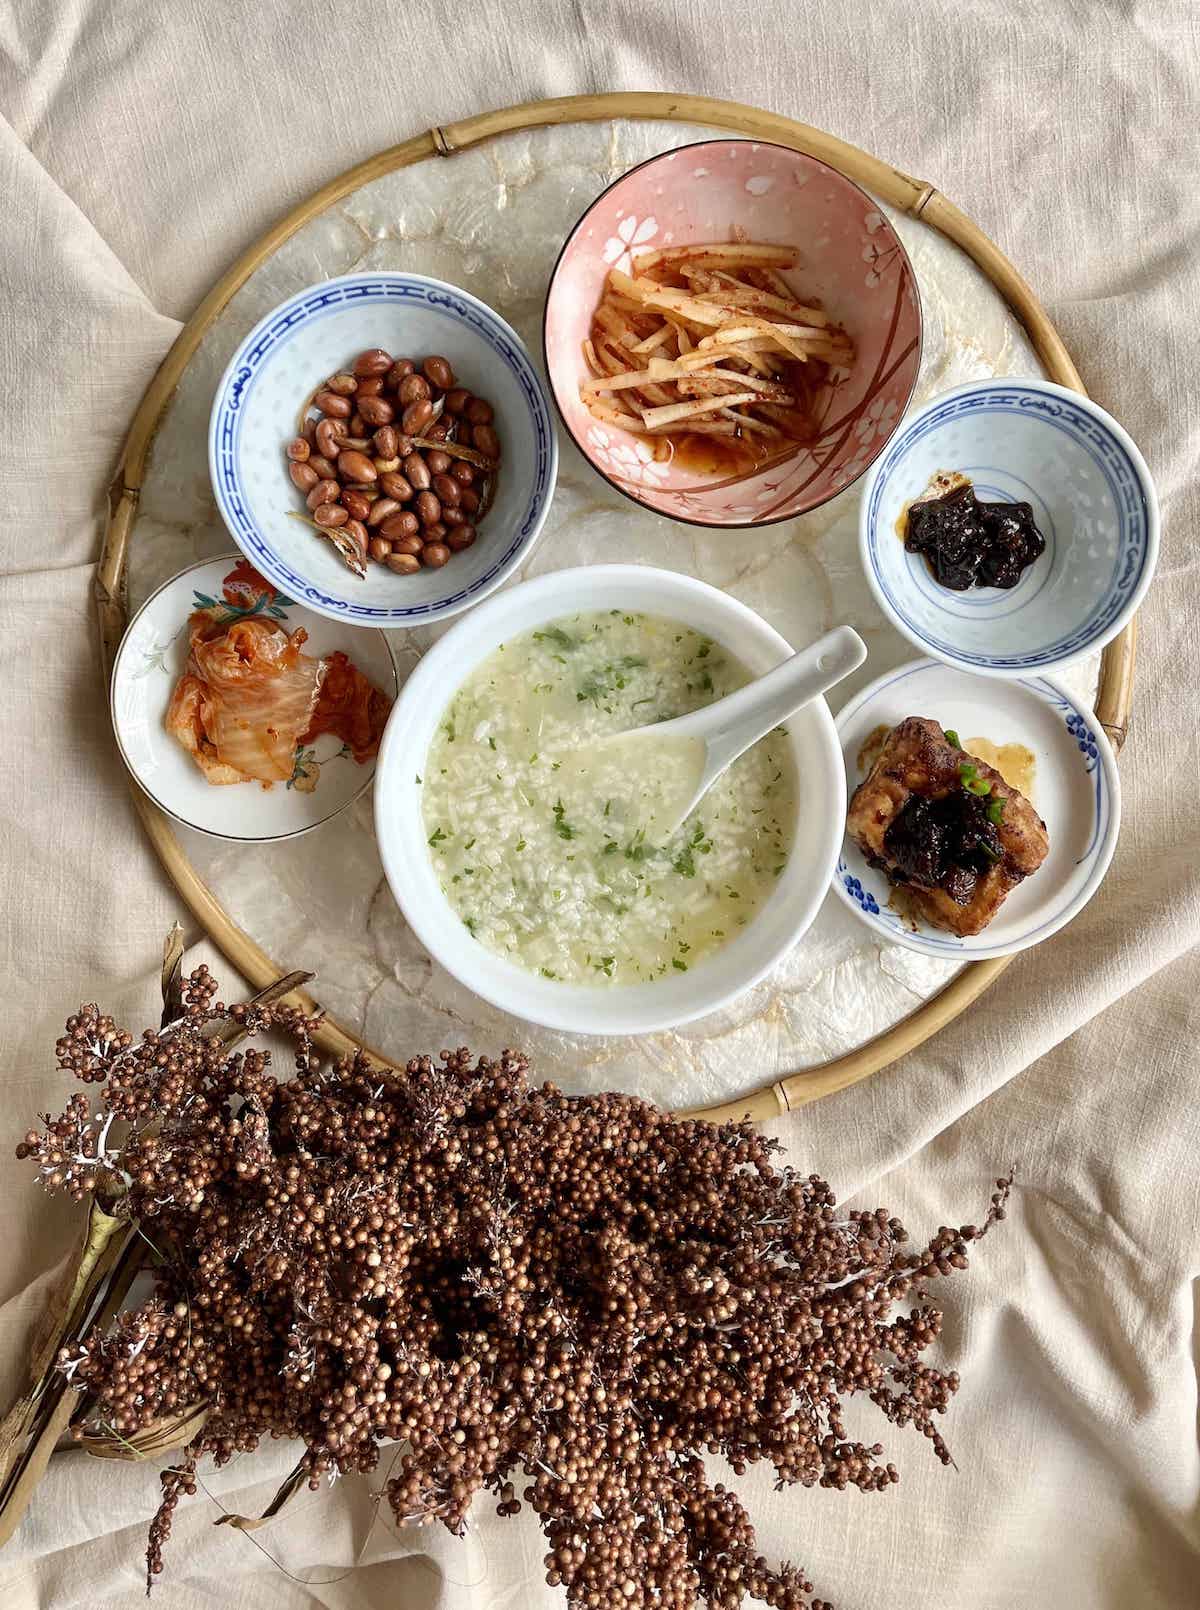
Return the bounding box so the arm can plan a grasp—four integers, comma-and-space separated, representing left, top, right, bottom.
380, 511, 420, 542
368, 536, 393, 563
289, 461, 319, 492
423, 522, 447, 543
442, 505, 467, 527
337, 449, 378, 484
386, 551, 421, 575
347, 412, 367, 436
401, 398, 434, 435
372, 425, 398, 459
450, 460, 475, 485
425, 449, 452, 476
397, 373, 430, 406
342, 488, 372, 522
386, 359, 415, 388
372, 456, 401, 474
422, 542, 450, 568
432, 473, 461, 507
326, 373, 358, 396
472, 424, 500, 458
391, 533, 425, 557
313, 389, 352, 418
459, 487, 481, 514
307, 479, 340, 511
313, 503, 348, 528
314, 418, 345, 460
424, 419, 451, 442
465, 397, 494, 427
353, 348, 393, 377
403, 453, 431, 492
308, 454, 337, 480
444, 387, 471, 415
422, 355, 454, 390
445, 523, 476, 551
380, 470, 414, 502
286, 437, 310, 462
358, 394, 394, 426
367, 497, 402, 527
354, 375, 385, 398
415, 490, 441, 527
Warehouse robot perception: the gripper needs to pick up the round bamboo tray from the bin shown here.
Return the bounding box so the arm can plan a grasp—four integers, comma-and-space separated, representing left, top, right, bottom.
97, 92, 1136, 1125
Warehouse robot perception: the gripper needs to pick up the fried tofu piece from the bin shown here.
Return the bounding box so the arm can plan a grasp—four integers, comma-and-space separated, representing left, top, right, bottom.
847, 717, 1049, 937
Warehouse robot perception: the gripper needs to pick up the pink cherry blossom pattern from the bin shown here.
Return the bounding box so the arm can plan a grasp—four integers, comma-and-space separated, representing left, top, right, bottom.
600, 213, 659, 272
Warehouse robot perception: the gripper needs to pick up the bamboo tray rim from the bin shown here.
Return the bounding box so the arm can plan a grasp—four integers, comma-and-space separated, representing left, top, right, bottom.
96, 91, 1137, 1124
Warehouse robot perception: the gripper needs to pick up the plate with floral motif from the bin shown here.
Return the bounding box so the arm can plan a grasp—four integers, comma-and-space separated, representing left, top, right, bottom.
831, 658, 1120, 958
111, 555, 397, 841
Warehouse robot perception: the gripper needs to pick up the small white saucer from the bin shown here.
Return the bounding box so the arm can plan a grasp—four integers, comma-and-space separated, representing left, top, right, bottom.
111, 555, 396, 842
831, 658, 1120, 958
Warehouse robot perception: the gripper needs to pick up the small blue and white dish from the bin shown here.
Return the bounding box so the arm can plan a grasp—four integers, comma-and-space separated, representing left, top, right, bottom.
832, 658, 1121, 959
209, 272, 558, 628
859, 378, 1158, 677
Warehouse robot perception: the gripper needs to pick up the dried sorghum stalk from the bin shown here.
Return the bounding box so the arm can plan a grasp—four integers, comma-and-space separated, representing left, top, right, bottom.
18, 966, 1011, 1607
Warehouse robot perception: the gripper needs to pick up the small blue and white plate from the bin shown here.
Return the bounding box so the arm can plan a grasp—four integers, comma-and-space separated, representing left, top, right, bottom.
859, 378, 1158, 677
209, 272, 558, 629
111, 556, 397, 842
832, 658, 1120, 958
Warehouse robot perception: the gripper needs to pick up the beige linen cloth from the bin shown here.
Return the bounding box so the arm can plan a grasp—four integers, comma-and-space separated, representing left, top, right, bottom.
1, 3, 1198, 1606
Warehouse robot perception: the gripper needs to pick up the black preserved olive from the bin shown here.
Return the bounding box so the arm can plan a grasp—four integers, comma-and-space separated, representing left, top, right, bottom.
904, 482, 1045, 592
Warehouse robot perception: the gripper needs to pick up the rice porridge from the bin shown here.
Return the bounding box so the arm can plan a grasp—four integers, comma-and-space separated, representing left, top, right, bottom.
420, 611, 798, 984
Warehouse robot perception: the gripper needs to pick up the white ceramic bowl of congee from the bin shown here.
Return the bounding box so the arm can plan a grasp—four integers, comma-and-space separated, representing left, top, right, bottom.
374, 565, 846, 1035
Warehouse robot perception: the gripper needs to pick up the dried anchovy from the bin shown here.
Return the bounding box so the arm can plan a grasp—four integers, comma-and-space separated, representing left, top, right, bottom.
285, 509, 366, 579
18, 968, 1011, 1608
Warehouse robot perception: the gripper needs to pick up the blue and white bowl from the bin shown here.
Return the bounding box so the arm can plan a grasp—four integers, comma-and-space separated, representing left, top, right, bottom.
859, 378, 1158, 677
209, 273, 558, 628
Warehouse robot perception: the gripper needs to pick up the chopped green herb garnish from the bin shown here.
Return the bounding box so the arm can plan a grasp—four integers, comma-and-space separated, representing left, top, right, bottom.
515, 838, 526, 851
414, 773, 422, 784
463, 837, 476, 850
552, 800, 577, 840
427, 827, 448, 846
671, 958, 688, 972
945, 728, 961, 749
978, 840, 1002, 862
539, 967, 558, 979
533, 626, 577, 650
959, 761, 991, 796
603, 840, 619, 855
604, 799, 612, 817
986, 798, 1005, 824
463, 916, 478, 935
488, 736, 497, 751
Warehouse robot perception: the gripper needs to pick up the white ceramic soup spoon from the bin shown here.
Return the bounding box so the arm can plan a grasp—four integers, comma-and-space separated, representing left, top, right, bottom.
579, 624, 867, 837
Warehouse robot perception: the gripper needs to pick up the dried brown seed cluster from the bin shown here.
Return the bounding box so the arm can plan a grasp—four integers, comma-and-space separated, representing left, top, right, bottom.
20, 969, 1010, 1607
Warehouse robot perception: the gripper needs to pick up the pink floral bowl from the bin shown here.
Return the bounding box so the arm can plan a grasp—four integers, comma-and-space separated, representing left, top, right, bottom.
543, 139, 922, 528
